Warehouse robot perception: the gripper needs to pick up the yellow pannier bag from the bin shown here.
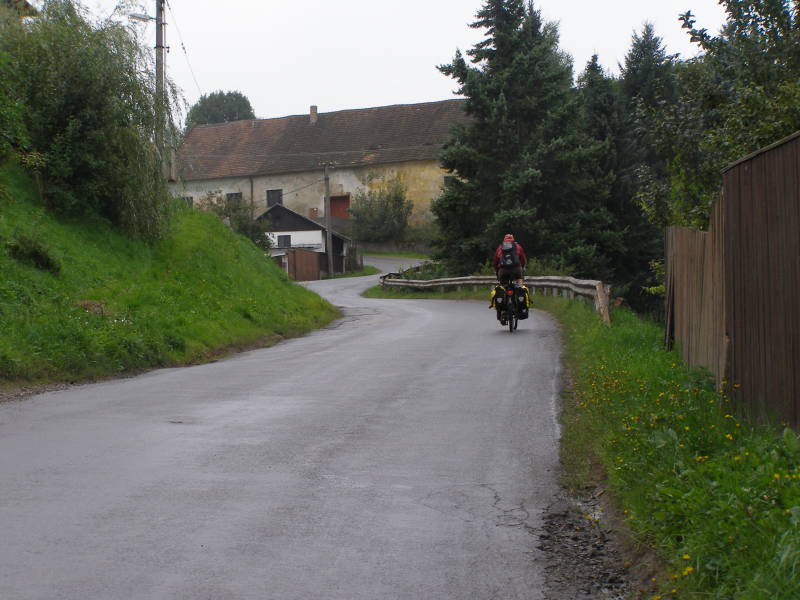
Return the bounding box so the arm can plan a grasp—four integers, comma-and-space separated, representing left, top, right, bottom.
520, 285, 532, 307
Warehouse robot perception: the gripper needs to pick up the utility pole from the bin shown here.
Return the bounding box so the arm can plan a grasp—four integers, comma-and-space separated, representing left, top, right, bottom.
130, 1, 168, 175
322, 164, 334, 277
155, 0, 166, 166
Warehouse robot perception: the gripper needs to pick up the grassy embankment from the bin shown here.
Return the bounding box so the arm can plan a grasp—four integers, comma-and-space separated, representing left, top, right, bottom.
366, 281, 800, 599
0, 162, 339, 385
324, 265, 381, 279
543, 296, 800, 600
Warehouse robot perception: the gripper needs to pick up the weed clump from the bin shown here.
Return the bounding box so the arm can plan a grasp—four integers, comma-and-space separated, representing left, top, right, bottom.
7, 232, 61, 274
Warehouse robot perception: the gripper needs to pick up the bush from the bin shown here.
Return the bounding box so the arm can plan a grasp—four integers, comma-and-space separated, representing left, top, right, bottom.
196, 191, 272, 251
0, 45, 27, 159
349, 173, 412, 243
7, 231, 61, 274
0, 0, 176, 240
396, 260, 452, 280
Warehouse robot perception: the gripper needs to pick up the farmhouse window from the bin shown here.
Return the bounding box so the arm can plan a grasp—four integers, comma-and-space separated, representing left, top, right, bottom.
277, 234, 291, 248
225, 192, 243, 209
267, 189, 283, 207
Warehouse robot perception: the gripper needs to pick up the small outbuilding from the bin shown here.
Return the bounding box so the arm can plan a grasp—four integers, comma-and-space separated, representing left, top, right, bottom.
257, 204, 355, 280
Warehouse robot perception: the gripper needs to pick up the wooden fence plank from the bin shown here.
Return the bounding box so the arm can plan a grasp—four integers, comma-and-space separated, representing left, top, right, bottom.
671, 132, 800, 427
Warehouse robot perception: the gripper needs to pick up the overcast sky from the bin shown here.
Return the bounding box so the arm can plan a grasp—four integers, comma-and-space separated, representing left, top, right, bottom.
76, 0, 727, 123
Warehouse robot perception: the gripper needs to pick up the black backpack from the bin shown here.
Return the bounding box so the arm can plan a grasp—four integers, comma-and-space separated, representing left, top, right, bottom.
500, 241, 520, 267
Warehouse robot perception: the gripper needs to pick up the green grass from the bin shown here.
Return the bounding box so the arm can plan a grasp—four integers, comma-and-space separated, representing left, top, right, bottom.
362, 251, 431, 259
323, 265, 381, 279
539, 295, 800, 600
362, 285, 486, 300
0, 161, 339, 383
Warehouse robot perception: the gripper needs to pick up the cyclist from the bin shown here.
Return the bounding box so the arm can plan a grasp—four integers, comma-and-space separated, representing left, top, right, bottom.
493, 234, 527, 285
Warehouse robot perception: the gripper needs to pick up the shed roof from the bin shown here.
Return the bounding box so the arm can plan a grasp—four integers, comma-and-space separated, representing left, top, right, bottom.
256, 204, 351, 242
176, 99, 468, 182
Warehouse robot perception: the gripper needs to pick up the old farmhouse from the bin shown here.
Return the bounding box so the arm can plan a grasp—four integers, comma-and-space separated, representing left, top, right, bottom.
171, 99, 468, 226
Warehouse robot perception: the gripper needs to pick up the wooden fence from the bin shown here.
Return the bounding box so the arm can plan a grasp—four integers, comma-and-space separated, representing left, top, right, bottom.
665, 199, 728, 385
666, 131, 800, 427
380, 274, 611, 323
287, 249, 320, 281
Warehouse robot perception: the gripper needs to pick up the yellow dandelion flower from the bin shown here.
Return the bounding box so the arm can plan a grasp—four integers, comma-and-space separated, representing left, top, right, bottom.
682, 554, 691, 560
682, 566, 694, 576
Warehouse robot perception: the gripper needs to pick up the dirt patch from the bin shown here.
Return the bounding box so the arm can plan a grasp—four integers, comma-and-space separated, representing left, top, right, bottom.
540, 488, 665, 600
0, 381, 73, 404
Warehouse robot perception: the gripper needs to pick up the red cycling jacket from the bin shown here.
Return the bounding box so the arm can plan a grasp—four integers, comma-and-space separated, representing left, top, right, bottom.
493, 242, 527, 270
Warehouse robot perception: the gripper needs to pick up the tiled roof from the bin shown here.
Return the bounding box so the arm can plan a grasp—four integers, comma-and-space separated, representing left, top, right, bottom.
176, 99, 468, 181
3, 0, 37, 15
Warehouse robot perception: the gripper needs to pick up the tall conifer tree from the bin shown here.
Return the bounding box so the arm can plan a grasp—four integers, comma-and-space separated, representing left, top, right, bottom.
433, 0, 590, 274
619, 23, 677, 227
577, 55, 661, 302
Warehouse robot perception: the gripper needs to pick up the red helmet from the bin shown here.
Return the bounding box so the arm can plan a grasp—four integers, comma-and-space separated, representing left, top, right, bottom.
503, 234, 515, 242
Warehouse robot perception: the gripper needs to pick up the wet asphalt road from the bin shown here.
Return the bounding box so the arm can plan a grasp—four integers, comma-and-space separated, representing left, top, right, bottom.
0, 258, 563, 599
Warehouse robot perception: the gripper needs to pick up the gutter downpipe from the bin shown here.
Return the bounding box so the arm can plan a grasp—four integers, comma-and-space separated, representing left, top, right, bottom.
249, 176, 255, 221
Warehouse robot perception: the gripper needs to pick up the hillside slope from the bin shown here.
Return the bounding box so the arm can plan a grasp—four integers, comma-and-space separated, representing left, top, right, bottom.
0, 161, 339, 383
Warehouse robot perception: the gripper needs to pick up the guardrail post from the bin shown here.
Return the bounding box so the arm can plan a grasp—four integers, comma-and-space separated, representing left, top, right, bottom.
595, 281, 611, 325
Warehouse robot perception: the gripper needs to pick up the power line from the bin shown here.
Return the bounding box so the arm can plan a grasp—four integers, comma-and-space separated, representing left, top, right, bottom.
280, 179, 325, 197
165, 0, 203, 97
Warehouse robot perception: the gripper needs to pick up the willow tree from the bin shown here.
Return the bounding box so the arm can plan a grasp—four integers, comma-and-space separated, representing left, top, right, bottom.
0, 0, 177, 240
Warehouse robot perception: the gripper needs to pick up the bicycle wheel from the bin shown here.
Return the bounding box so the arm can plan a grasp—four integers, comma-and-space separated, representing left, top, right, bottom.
508, 303, 516, 332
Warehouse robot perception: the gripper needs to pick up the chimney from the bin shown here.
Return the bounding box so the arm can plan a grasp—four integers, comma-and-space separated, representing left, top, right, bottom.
309, 105, 318, 125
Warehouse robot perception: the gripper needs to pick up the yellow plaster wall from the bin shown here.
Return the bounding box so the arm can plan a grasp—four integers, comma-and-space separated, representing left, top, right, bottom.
170, 159, 449, 224
359, 160, 448, 224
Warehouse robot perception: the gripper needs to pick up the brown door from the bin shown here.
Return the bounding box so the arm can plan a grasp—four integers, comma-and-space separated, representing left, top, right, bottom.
330, 194, 350, 219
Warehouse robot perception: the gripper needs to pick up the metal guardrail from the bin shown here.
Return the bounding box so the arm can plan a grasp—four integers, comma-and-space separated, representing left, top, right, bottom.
379, 274, 612, 324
